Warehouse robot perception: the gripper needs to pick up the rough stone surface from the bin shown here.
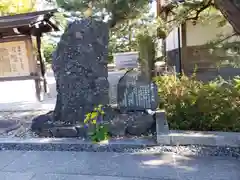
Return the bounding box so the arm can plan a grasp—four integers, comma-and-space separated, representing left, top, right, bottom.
50, 126, 78, 138
75, 125, 88, 138
117, 69, 159, 112
0, 120, 21, 134
126, 113, 154, 136
107, 114, 127, 136
31, 113, 54, 134
101, 108, 155, 137
52, 18, 109, 124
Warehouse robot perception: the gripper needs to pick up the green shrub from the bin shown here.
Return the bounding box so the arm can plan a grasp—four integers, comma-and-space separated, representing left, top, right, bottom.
43, 42, 57, 63
155, 75, 240, 132
137, 33, 156, 79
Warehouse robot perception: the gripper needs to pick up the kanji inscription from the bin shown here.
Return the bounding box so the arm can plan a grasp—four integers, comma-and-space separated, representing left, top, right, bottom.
0, 40, 30, 77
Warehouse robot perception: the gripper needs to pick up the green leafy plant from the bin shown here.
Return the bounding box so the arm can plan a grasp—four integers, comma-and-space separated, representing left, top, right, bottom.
42, 42, 57, 63
137, 32, 156, 80
233, 76, 240, 90
155, 74, 240, 132
83, 105, 108, 142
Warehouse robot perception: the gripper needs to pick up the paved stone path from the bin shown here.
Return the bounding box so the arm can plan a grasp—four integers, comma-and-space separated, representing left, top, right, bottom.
0, 150, 239, 180
0, 71, 125, 111
0, 70, 126, 136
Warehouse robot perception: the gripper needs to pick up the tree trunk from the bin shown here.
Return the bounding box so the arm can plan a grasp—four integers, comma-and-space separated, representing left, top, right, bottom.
215, 0, 240, 34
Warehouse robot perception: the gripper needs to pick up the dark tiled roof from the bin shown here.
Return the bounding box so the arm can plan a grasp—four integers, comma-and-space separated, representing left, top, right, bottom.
0, 9, 59, 36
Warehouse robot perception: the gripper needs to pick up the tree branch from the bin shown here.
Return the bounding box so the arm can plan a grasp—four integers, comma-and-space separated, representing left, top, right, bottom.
212, 32, 238, 46
187, 0, 214, 22
163, 0, 215, 24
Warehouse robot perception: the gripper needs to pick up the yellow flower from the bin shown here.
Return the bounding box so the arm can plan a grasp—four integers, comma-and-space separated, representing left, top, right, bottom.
92, 120, 97, 124
84, 118, 89, 123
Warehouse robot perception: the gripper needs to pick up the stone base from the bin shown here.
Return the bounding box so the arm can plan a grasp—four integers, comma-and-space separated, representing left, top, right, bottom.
31, 107, 156, 138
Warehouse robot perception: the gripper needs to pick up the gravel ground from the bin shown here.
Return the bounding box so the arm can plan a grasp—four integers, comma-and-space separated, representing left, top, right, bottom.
0, 141, 239, 160
0, 111, 239, 160
0, 111, 48, 138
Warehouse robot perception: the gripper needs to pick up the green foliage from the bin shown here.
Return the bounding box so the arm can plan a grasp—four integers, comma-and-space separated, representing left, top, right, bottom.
55, 0, 151, 27
162, 0, 225, 33
0, 0, 36, 16
155, 75, 240, 132
137, 32, 156, 79
42, 42, 57, 63
108, 11, 155, 62
83, 105, 108, 142
203, 32, 240, 67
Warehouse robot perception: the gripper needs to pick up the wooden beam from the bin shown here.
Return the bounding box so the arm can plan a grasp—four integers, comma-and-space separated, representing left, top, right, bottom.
156, 0, 161, 17
0, 75, 42, 82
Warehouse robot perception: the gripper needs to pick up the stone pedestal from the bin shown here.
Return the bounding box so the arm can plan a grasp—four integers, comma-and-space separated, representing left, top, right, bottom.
156, 110, 170, 144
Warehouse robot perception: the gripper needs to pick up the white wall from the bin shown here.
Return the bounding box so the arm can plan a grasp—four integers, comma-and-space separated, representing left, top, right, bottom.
166, 26, 182, 51
166, 18, 238, 49
186, 20, 237, 46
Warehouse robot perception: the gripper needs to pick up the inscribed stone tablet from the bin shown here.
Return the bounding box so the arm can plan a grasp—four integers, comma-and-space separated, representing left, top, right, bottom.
117, 70, 159, 111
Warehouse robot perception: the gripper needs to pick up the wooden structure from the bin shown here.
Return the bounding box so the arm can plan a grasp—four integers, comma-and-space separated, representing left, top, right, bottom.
0, 9, 59, 101
156, 1, 240, 81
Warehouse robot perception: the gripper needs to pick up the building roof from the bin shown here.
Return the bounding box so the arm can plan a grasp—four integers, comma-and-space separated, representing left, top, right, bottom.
0, 9, 60, 37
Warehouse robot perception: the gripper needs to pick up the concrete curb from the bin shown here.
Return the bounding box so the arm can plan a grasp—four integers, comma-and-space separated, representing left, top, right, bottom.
0, 137, 156, 152
157, 130, 240, 147
155, 110, 240, 147
0, 137, 239, 159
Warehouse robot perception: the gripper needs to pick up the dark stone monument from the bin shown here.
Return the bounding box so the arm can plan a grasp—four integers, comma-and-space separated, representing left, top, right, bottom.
117, 69, 159, 112
103, 69, 159, 136
31, 19, 109, 137
31, 19, 160, 138
52, 18, 109, 124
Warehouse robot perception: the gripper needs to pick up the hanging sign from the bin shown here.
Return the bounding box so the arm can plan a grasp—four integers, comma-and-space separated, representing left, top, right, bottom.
0, 40, 30, 77
114, 52, 138, 69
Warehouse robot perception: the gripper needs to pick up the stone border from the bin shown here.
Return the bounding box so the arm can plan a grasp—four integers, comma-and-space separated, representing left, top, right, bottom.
0, 137, 156, 152
157, 130, 240, 147
156, 110, 240, 147
0, 137, 238, 159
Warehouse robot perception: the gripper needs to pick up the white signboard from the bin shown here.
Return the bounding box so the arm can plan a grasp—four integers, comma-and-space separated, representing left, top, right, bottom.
114, 52, 138, 69
0, 40, 30, 77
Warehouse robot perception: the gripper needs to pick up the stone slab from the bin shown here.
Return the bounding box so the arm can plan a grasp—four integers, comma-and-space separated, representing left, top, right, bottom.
3, 151, 178, 179
155, 110, 170, 144
173, 154, 240, 180
32, 174, 154, 180
0, 150, 239, 180
0, 172, 34, 180
117, 70, 159, 111
157, 130, 240, 147
0, 150, 25, 169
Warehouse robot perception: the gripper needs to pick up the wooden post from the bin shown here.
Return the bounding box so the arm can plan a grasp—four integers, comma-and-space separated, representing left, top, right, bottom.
36, 33, 48, 91
156, 0, 161, 17
35, 33, 49, 101
156, 0, 167, 63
